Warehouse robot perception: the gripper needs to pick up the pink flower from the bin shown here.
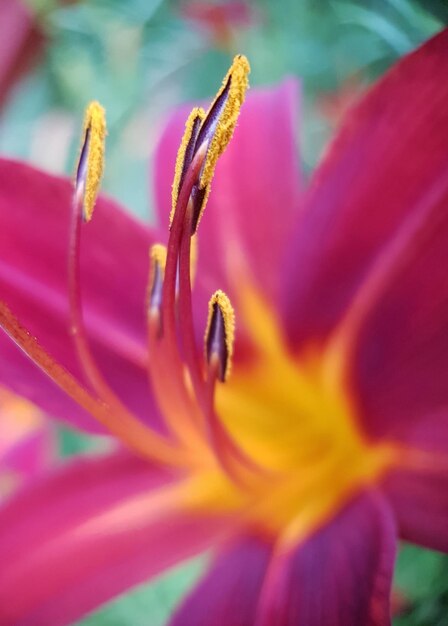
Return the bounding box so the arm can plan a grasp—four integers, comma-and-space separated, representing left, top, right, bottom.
180, 1, 258, 48
0, 0, 45, 109
0, 31, 447, 626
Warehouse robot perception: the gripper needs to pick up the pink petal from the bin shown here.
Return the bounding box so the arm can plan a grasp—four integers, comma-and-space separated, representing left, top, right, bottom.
282, 29, 448, 352
255, 491, 396, 626
0, 159, 163, 432
0, 1, 44, 108
181, 1, 256, 30
0, 451, 229, 625
350, 185, 448, 444
382, 466, 448, 552
169, 534, 272, 625
154, 80, 302, 336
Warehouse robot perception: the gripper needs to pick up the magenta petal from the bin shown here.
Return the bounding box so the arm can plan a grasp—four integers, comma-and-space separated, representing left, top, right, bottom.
169, 535, 272, 626
0, 451, 228, 625
0, 1, 42, 108
351, 189, 448, 443
256, 491, 396, 626
383, 467, 448, 552
155, 80, 302, 302
282, 29, 448, 350
0, 159, 162, 431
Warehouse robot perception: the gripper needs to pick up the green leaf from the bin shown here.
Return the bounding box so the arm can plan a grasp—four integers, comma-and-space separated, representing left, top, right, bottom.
74, 556, 206, 626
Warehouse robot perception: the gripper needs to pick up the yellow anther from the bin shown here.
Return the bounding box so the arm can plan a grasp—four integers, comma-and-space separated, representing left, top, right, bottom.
171, 107, 205, 227
150, 243, 167, 271
205, 290, 236, 381
200, 54, 250, 189
148, 244, 167, 333
148, 243, 167, 300
170, 56, 250, 233
76, 101, 106, 222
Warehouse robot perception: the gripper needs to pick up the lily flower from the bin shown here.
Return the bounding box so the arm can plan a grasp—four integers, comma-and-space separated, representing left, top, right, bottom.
180, 1, 259, 49
0, 0, 45, 109
0, 30, 447, 626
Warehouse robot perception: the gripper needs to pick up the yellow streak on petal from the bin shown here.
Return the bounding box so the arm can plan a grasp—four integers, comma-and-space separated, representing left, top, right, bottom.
170, 107, 205, 227
71, 481, 185, 539
205, 289, 236, 380
77, 101, 107, 222
71, 473, 238, 542
200, 54, 250, 189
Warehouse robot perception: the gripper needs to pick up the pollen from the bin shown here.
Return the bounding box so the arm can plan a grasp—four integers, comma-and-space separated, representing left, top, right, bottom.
205, 290, 235, 381
199, 54, 250, 189
171, 107, 205, 227
170, 56, 250, 234
75, 101, 106, 222
147, 244, 167, 335
150, 243, 167, 270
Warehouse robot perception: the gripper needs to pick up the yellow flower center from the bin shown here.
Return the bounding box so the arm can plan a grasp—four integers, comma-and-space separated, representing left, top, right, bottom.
190, 286, 396, 545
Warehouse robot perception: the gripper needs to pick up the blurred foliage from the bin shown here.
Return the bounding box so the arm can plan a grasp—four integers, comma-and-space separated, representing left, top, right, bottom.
1, 0, 447, 624
1, 0, 442, 215
394, 545, 448, 625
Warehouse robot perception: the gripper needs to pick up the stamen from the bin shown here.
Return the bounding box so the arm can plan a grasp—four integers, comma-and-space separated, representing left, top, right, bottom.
75, 101, 106, 222
199, 290, 266, 486
162, 144, 208, 357
148, 244, 166, 337
205, 290, 235, 382
0, 301, 184, 466
170, 108, 205, 228
198, 54, 250, 189
169, 55, 250, 234
70, 102, 151, 429
159, 57, 259, 482
147, 239, 208, 444
177, 201, 205, 390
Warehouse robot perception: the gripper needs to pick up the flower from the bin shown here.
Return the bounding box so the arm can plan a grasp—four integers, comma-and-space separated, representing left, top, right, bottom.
180, 1, 258, 49
0, 30, 447, 626
0, 1, 45, 109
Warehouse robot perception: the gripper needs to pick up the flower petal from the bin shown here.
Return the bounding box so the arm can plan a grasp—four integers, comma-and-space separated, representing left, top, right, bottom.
0, 1, 44, 108
282, 29, 448, 350
168, 534, 272, 626
382, 466, 448, 552
255, 491, 396, 626
155, 80, 302, 301
350, 189, 448, 444
0, 159, 162, 431
0, 450, 229, 625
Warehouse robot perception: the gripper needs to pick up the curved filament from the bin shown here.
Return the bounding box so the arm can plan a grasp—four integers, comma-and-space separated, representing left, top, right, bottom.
0, 301, 184, 466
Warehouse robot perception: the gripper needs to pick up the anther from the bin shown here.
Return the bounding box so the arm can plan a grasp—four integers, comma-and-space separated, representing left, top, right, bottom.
170, 108, 205, 228
198, 54, 250, 189
75, 101, 106, 222
170, 55, 250, 234
148, 244, 167, 336
205, 290, 235, 382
